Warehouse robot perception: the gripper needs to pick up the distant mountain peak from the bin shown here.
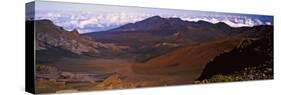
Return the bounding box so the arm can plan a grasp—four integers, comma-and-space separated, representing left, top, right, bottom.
215, 22, 230, 27
137, 15, 168, 24
143, 16, 184, 23
110, 16, 186, 32
147, 15, 163, 20
168, 17, 182, 21
107, 16, 233, 33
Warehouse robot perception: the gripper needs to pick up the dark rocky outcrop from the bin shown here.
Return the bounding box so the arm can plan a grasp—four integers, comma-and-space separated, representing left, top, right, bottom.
197, 26, 273, 80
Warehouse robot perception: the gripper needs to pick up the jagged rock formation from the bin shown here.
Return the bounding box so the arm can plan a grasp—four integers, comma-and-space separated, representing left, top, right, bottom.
33, 20, 105, 54
26, 20, 129, 63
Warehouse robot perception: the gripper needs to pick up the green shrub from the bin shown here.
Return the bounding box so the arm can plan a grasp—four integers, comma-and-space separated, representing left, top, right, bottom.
209, 74, 233, 82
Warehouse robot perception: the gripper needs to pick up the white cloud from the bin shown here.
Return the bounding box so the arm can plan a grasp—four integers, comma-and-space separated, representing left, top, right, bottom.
35, 11, 271, 33
181, 15, 267, 27
265, 22, 272, 25
79, 17, 98, 28
35, 11, 150, 33
68, 13, 151, 31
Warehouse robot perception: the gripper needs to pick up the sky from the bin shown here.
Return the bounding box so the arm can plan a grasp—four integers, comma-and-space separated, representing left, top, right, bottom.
26, 1, 273, 34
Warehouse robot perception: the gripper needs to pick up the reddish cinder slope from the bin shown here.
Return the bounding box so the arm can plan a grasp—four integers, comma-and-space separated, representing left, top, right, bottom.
132, 37, 244, 80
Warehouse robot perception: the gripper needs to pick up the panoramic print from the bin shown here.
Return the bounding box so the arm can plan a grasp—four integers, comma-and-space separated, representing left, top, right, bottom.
26, 1, 273, 93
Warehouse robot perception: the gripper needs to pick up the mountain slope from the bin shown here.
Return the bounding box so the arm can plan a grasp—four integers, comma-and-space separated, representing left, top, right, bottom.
110, 16, 231, 33
83, 16, 232, 60
131, 25, 273, 81
28, 20, 128, 63
84, 16, 272, 63
131, 37, 245, 81
33, 20, 106, 54
111, 16, 188, 32
84, 16, 229, 43
197, 27, 273, 80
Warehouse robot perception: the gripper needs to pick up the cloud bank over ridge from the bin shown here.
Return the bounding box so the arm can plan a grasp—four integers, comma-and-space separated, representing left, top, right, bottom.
32, 1, 273, 33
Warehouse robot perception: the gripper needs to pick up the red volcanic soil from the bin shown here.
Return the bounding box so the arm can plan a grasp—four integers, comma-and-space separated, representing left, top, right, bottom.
132, 37, 243, 82
44, 37, 245, 88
